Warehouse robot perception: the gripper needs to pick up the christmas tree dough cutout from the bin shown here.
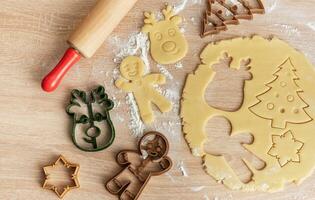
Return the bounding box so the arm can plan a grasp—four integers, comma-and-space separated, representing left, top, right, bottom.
181, 36, 315, 192
115, 56, 172, 124
249, 58, 312, 129
142, 5, 188, 65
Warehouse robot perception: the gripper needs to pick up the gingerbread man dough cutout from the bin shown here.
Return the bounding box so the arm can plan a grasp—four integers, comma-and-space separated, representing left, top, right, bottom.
106, 132, 172, 200
204, 116, 265, 182
115, 56, 172, 124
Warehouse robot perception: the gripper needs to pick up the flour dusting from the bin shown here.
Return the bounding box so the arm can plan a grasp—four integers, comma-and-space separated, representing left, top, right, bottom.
175, 62, 184, 69
108, 2, 190, 186
157, 64, 174, 80
177, 160, 188, 176
173, 0, 189, 14
110, 32, 150, 73
264, 0, 278, 13
228, 0, 243, 7
126, 93, 145, 137
307, 22, 315, 31
173, 0, 202, 14
273, 24, 301, 37
110, 32, 151, 137
191, 186, 205, 192
203, 195, 210, 200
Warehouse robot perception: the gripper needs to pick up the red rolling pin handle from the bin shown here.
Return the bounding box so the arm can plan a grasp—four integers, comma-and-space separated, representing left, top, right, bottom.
41, 48, 81, 92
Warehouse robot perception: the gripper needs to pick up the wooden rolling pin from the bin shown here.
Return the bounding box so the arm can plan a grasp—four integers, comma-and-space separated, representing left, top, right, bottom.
42, 0, 138, 92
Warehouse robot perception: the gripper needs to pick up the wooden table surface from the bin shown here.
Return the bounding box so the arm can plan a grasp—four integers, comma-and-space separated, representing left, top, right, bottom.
0, 0, 315, 199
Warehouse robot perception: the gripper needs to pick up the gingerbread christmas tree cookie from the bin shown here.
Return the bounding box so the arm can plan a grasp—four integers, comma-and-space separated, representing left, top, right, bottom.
181, 36, 315, 191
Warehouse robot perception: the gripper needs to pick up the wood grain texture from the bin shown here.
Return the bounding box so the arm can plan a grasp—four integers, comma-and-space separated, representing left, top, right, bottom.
0, 0, 314, 199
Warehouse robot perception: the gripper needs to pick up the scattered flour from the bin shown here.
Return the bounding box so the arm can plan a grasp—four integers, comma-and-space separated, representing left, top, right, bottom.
108, 1, 191, 189
115, 115, 125, 123
264, 0, 278, 13
227, 0, 243, 7
126, 93, 145, 137
154, 85, 181, 102
173, 0, 189, 14
156, 11, 164, 21
292, 194, 307, 200
157, 64, 174, 80
180, 27, 186, 33
111, 95, 121, 109
175, 62, 184, 69
110, 32, 150, 73
191, 186, 205, 192
273, 24, 301, 37
173, 0, 202, 14
203, 195, 210, 200
110, 32, 150, 137
307, 22, 315, 31
190, 16, 198, 25
212, 194, 233, 200
177, 160, 189, 177
105, 0, 314, 198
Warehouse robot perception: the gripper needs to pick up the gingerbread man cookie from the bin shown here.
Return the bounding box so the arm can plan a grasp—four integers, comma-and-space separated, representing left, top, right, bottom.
115, 56, 172, 124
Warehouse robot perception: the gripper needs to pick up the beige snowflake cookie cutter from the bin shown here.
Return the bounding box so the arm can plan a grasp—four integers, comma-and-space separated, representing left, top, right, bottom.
42, 155, 80, 199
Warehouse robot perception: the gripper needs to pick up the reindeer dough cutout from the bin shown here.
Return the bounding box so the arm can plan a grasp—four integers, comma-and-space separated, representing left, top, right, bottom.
115, 56, 172, 124
142, 5, 188, 65
106, 132, 172, 200
206, 52, 252, 112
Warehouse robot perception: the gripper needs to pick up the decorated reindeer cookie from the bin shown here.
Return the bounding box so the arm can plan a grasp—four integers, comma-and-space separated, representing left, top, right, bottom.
142, 5, 188, 65
105, 132, 172, 200
115, 56, 172, 124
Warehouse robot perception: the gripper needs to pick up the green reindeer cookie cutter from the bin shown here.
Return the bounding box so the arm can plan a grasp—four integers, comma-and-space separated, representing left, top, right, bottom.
66, 85, 115, 152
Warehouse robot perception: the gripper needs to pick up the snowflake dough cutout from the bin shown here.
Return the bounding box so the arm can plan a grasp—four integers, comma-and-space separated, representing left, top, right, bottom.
268, 131, 304, 167
181, 36, 315, 192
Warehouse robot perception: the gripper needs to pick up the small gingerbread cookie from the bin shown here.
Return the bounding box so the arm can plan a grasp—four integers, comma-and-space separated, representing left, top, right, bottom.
115, 56, 172, 124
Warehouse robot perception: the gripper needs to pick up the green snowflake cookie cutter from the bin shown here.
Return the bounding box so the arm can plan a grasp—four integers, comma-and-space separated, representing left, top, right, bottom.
66, 85, 115, 152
